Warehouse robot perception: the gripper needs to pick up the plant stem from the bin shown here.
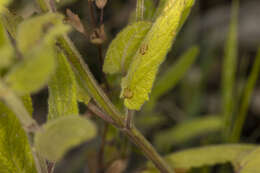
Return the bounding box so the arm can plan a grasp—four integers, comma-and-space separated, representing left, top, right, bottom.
126, 109, 135, 129
136, 0, 144, 21
35, 1, 174, 172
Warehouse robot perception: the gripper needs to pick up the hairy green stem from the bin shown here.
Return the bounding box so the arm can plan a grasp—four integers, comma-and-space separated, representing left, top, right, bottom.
35, 0, 174, 172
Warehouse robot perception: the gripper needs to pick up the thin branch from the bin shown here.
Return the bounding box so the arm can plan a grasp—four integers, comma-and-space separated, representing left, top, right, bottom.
97, 123, 109, 173
125, 109, 135, 129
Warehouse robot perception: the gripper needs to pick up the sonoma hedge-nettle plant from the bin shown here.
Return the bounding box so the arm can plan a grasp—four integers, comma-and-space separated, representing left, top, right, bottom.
0, 0, 260, 173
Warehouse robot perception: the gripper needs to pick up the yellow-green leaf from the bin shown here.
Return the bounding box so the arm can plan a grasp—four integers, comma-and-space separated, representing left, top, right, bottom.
16, 13, 70, 54
121, 0, 194, 110
5, 44, 56, 95
238, 147, 260, 173
103, 21, 152, 75
0, 101, 37, 173
48, 50, 79, 120
145, 144, 256, 173
34, 116, 96, 162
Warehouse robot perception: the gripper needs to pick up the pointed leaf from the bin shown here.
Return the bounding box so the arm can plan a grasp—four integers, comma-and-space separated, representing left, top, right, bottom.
103, 21, 152, 75
230, 48, 260, 142
35, 116, 97, 162
145, 145, 256, 173
121, 0, 194, 110
0, 101, 37, 173
222, 0, 239, 140
48, 50, 78, 120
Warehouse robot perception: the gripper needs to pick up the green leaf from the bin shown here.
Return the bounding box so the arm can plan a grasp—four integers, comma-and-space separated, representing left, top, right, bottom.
222, 0, 239, 140
154, 116, 223, 151
103, 21, 152, 75
146, 46, 199, 109
121, 0, 195, 110
48, 50, 79, 120
230, 48, 260, 142
145, 144, 256, 173
0, 22, 13, 69
35, 116, 97, 162
16, 13, 70, 54
5, 44, 56, 95
0, 101, 37, 173
238, 147, 260, 173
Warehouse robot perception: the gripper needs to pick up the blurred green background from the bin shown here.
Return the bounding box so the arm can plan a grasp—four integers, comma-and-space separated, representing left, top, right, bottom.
8, 0, 260, 172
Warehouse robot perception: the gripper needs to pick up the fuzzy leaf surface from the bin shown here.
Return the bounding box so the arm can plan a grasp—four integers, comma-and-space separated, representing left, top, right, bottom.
5, 45, 56, 95
35, 116, 96, 162
48, 50, 78, 120
103, 21, 152, 74
16, 13, 70, 54
0, 101, 36, 173
121, 0, 194, 110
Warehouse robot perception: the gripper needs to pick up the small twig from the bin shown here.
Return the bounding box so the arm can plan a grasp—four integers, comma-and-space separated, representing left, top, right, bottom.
125, 109, 135, 129
88, 0, 97, 28
97, 123, 109, 173
87, 101, 115, 125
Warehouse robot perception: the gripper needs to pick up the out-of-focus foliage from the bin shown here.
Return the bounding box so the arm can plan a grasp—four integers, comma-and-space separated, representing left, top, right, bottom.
154, 116, 223, 151
34, 116, 97, 162
237, 146, 260, 173
222, 0, 239, 140
5, 13, 70, 95
144, 145, 256, 173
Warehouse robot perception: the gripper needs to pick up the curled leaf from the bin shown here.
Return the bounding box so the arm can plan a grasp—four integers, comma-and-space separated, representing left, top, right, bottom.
103, 21, 152, 75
